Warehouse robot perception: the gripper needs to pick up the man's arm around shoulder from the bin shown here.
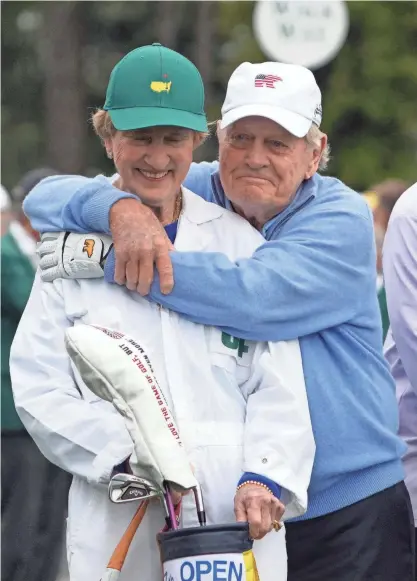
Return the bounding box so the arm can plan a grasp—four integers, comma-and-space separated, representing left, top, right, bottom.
23, 162, 218, 235
23, 174, 136, 234
149, 197, 377, 341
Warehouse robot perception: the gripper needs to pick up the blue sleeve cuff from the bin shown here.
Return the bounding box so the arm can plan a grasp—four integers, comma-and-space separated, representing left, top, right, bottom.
83, 183, 137, 235
111, 457, 131, 478
238, 472, 282, 500
104, 248, 116, 283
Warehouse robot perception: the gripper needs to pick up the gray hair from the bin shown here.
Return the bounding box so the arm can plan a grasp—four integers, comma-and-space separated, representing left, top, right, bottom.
305, 124, 330, 172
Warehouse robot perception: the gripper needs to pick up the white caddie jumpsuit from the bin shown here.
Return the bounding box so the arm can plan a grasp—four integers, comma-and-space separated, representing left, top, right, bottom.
10, 187, 315, 581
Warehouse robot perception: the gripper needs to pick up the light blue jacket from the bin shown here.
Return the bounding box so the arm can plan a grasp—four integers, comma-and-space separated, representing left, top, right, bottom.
24, 163, 405, 520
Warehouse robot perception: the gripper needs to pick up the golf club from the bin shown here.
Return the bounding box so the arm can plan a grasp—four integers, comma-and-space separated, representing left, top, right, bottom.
65, 324, 207, 579
163, 481, 206, 528
101, 500, 149, 581
109, 473, 177, 530
192, 483, 206, 527
109, 473, 161, 503
163, 483, 179, 531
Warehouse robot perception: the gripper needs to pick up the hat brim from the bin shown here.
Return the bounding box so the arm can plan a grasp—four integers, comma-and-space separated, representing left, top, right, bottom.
108, 107, 208, 132
220, 104, 312, 138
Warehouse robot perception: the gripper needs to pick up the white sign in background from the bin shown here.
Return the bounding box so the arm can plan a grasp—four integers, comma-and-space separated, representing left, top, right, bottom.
253, 0, 350, 70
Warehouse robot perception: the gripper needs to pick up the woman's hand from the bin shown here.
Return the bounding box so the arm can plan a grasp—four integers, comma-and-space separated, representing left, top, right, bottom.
109, 198, 174, 295
171, 489, 184, 506
234, 483, 285, 540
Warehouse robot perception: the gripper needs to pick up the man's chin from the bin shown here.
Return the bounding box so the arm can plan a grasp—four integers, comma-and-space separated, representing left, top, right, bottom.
232, 184, 275, 201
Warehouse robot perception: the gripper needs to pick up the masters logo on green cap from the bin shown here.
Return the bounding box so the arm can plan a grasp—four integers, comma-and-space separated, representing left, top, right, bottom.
103, 43, 208, 133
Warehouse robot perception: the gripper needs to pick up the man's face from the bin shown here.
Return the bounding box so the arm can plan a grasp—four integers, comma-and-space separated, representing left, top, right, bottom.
105, 126, 197, 206
218, 116, 324, 226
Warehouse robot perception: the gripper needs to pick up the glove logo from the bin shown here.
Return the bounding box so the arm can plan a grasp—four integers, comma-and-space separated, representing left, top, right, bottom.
82, 238, 95, 258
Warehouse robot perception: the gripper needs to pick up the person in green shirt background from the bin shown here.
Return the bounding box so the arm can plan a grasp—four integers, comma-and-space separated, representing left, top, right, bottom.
1, 172, 71, 581
1, 191, 36, 431
363, 179, 410, 341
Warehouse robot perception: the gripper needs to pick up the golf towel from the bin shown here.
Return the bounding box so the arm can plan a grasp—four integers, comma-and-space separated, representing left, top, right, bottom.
157, 523, 259, 581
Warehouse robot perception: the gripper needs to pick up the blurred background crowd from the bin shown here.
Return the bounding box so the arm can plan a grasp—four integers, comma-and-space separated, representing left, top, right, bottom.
1, 1, 417, 580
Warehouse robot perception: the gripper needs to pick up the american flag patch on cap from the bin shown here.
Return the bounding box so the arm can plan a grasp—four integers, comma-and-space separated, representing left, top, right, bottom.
254, 74, 282, 88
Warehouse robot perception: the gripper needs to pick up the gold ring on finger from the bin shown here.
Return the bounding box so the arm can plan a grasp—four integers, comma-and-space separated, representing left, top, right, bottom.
272, 520, 283, 532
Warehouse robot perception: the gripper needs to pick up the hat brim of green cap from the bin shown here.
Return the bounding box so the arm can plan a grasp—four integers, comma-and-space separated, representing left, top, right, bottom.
108, 107, 208, 132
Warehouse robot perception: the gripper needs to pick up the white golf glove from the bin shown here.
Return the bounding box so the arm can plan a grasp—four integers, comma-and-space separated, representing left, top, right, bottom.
38, 232, 113, 282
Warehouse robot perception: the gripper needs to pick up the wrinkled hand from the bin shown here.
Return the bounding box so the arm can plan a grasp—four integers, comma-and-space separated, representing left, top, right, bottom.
234, 484, 285, 540
110, 199, 174, 295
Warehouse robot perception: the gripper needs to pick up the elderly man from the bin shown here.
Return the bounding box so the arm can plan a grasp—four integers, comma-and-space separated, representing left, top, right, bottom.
24, 61, 414, 580
383, 182, 417, 576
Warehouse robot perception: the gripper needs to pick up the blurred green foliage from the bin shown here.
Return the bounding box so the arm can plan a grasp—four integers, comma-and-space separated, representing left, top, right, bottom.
1, 1, 416, 192
322, 1, 417, 188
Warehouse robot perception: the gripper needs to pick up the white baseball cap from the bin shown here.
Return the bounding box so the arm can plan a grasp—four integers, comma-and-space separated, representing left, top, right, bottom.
221, 62, 322, 138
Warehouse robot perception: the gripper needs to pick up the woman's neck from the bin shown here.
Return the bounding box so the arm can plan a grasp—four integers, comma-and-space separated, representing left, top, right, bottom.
115, 178, 182, 225
152, 196, 181, 226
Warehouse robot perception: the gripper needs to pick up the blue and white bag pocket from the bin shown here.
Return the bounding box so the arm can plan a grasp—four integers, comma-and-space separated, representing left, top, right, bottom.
157, 523, 259, 581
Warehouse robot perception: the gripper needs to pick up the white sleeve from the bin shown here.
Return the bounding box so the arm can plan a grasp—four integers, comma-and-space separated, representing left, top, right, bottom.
241, 339, 315, 520
10, 273, 134, 485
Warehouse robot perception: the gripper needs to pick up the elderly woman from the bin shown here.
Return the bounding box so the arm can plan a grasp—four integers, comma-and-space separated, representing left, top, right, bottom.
10, 44, 315, 581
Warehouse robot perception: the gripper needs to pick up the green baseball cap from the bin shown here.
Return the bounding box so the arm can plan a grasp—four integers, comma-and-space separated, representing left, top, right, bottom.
103, 43, 208, 132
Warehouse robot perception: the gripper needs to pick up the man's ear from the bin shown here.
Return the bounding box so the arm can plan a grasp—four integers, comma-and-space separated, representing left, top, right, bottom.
305, 133, 327, 179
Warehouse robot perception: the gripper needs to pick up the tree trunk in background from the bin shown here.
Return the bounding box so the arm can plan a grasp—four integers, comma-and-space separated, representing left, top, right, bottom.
195, 1, 215, 106
42, 2, 86, 174
155, 2, 183, 49
193, 1, 217, 163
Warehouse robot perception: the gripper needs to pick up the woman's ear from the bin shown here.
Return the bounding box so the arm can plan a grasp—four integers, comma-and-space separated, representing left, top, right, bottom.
193, 133, 204, 148
104, 138, 113, 159
193, 131, 210, 150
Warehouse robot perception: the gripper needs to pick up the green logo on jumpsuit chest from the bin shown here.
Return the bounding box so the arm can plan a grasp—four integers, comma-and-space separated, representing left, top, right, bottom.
221, 333, 249, 358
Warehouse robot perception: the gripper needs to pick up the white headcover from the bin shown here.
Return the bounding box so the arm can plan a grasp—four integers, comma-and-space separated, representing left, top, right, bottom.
65, 324, 197, 491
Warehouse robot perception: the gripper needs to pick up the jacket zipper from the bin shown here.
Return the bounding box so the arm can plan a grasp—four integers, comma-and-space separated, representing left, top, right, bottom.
266, 195, 315, 240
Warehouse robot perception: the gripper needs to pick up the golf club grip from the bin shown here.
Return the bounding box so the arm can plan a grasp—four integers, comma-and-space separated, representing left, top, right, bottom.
107, 500, 149, 571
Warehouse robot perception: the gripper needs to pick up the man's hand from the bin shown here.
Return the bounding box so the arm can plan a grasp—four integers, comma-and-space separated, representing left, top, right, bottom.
110, 199, 174, 295
234, 483, 285, 540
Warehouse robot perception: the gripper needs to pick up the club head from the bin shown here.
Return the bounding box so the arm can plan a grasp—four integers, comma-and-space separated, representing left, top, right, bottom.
109, 473, 162, 504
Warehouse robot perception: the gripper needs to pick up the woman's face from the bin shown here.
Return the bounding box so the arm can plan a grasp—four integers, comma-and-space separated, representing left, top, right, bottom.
105, 126, 198, 206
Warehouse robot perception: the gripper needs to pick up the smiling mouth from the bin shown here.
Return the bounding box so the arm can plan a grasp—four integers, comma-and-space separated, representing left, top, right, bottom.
136, 169, 170, 180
